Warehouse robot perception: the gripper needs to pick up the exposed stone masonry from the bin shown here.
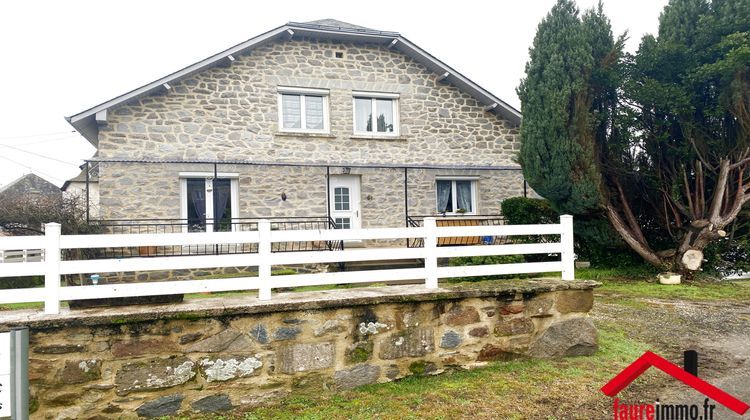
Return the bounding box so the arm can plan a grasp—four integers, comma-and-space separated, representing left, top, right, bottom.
8, 280, 599, 418
95, 37, 526, 222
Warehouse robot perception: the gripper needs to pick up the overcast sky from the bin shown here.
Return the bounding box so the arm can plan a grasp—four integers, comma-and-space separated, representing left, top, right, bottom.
0, 0, 668, 188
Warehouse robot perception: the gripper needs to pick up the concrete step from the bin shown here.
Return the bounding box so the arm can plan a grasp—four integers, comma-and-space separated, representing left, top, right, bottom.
341, 258, 424, 272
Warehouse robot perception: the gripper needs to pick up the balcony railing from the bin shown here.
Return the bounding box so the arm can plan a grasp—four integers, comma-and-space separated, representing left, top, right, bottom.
64, 217, 343, 260
406, 214, 509, 248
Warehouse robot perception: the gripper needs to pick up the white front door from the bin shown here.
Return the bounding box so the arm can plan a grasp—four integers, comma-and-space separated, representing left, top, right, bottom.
329, 175, 361, 230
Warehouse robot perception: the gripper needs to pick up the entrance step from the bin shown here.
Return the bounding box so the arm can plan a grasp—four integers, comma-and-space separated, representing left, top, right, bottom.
339, 258, 424, 272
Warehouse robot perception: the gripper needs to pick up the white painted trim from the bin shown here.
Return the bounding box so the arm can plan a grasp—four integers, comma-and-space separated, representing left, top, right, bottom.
352, 96, 400, 137
435, 179, 478, 215
435, 176, 480, 181
277, 91, 331, 134
179, 177, 239, 233
277, 86, 330, 95
178, 172, 239, 178
351, 90, 400, 99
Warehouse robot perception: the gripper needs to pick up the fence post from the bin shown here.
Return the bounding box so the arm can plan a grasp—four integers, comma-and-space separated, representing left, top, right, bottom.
424, 217, 438, 289
560, 215, 575, 280
258, 220, 272, 300
44, 223, 61, 314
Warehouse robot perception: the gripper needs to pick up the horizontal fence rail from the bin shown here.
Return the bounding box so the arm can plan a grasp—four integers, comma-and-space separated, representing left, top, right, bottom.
0, 216, 575, 315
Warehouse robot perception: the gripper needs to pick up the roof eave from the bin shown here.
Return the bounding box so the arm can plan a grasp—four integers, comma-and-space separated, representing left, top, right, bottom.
65, 22, 521, 145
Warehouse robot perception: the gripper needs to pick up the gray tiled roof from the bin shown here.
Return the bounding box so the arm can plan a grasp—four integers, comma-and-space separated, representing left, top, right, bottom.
302, 19, 376, 31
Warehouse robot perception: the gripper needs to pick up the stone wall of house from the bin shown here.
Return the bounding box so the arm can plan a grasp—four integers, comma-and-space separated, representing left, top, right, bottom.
6, 280, 598, 419
98, 162, 525, 222
98, 38, 519, 166
94, 36, 526, 224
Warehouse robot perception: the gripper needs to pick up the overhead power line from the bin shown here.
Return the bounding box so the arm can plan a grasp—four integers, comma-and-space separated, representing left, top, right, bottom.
0, 154, 67, 184
0, 130, 76, 141
0, 133, 82, 146
0, 143, 82, 167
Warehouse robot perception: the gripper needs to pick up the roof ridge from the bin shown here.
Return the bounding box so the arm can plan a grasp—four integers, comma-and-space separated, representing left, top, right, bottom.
289, 19, 399, 36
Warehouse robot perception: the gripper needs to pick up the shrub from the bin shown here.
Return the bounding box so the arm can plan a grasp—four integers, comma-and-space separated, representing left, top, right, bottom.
501, 197, 557, 225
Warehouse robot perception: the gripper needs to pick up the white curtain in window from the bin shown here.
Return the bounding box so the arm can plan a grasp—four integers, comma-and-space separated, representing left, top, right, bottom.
456, 181, 473, 212
282, 94, 301, 129
436, 180, 452, 213
355, 98, 372, 132
305, 96, 324, 129
375, 99, 394, 132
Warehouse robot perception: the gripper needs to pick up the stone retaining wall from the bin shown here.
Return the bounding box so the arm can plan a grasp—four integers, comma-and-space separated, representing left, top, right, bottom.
0, 280, 599, 419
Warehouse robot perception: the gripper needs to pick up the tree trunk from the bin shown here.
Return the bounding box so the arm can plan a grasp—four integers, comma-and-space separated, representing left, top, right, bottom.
604, 203, 666, 268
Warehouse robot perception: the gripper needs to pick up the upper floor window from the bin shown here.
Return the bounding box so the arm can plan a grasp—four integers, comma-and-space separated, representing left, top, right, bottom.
353, 91, 399, 136
278, 87, 329, 133
436, 178, 477, 214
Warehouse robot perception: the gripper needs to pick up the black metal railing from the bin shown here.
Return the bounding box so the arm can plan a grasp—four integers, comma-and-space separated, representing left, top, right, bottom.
64, 217, 344, 261
405, 214, 510, 248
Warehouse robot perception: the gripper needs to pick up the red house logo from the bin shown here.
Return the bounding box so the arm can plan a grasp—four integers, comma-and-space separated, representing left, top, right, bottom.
601, 351, 749, 415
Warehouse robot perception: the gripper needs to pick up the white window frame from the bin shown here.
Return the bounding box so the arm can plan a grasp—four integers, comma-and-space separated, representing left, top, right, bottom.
277, 86, 330, 134
435, 178, 478, 215
179, 173, 240, 233
352, 91, 400, 137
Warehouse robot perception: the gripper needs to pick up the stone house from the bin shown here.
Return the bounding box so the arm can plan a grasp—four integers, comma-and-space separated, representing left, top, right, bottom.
0, 173, 61, 201
65, 19, 525, 240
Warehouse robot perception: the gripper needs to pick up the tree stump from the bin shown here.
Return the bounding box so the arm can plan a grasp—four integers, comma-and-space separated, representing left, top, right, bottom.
681, 249, 703, 271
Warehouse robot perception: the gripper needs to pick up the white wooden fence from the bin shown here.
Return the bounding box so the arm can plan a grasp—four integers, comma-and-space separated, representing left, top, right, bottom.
0, 216, 574, 315
0, 249, 43, 264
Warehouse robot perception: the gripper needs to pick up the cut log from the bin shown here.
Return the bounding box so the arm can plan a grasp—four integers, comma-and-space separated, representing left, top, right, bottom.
681, 249, 704, 271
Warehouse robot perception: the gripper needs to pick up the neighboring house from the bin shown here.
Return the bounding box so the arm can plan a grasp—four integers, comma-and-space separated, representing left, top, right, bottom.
61, 163, 100, 218
0, 173, 61, 239
0, 173, 61, 202
65, 19, 526, 239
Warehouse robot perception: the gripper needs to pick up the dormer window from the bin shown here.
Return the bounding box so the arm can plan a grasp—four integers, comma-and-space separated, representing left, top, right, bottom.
278, 87, 330, 133
353, 91, 399, 136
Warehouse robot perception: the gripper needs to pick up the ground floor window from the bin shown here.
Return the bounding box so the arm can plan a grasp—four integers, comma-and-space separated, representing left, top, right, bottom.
436, 179, 477, 214
180, 175, 239, 232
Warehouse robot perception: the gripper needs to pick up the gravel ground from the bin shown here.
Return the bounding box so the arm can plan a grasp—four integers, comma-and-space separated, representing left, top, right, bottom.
592, 292, 750, 419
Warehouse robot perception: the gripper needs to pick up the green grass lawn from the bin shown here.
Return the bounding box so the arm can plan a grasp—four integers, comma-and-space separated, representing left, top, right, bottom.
578, 267, 750, 302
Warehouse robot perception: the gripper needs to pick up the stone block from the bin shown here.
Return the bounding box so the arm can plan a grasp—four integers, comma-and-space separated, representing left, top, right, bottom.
136, 394, 184, 418
59, 359, 101, 384
115, 356, 196, 395
178, 333, 202, 344
439, 331, 462, 349
528, 317, 598, 359
273, 327, 302, 341
112, 338, 177, 357
278, 342, 335, 374
333, 364, 381, 390
468, 326, 489, 338
249, 324, 269, 344
555, 290, 594, 314
199, 355, 263, 382
476, 344, 526, 362
524, 297, 554, 318
33, 344, 86, 354
443, 306, 480, 326
498, 301, 524, 315
185, 329, 253, 353
314, 319, 348, 337
494, 318, 535, 336
379, 328, 434, 359
191, 394, 233, 413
